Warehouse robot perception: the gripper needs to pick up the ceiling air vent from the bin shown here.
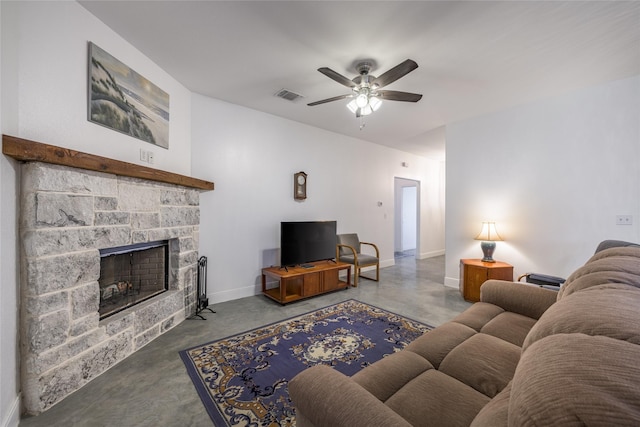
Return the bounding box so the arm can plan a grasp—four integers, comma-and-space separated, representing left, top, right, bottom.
275, 89, 304, 102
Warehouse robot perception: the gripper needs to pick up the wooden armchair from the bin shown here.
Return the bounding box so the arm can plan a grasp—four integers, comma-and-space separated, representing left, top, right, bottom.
336, 233, 380, 287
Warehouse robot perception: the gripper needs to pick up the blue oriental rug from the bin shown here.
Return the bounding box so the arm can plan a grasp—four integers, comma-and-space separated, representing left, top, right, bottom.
179, 299, 432, 426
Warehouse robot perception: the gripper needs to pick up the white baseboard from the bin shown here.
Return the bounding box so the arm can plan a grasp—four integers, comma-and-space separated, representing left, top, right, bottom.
2, 394, 20, 427
379, 259, 395, 269
444, 277, 459, 289
418, 249, 445, 259
210, 285, 257, 304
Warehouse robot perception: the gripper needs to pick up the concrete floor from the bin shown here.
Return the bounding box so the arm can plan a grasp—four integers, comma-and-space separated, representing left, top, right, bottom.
19, 255, 471, 427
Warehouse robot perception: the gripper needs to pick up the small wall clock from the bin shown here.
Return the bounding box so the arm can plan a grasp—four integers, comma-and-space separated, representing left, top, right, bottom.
294, 171, 307, 200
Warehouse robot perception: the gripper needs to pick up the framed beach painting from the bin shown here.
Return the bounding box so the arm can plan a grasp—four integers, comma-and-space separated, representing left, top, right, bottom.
88, 42, 170, 149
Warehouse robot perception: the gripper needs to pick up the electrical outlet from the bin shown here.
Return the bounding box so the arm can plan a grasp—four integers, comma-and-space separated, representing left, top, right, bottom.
148, 151, 154, 164
616, 215, 633, 225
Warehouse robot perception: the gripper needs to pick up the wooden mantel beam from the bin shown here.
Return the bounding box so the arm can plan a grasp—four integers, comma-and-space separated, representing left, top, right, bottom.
2, 135, 214, 191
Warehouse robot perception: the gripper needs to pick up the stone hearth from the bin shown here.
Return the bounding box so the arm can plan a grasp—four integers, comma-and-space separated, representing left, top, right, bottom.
20, 161, 201, 414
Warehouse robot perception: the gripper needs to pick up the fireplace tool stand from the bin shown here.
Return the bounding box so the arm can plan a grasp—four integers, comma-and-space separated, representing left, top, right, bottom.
191, 256, 215, 320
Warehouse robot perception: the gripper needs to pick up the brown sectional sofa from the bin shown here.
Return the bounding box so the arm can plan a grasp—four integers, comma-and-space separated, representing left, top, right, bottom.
289, 242, 640, 426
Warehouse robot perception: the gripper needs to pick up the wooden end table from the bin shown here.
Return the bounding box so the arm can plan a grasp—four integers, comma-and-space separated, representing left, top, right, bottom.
459, 259, 513, 302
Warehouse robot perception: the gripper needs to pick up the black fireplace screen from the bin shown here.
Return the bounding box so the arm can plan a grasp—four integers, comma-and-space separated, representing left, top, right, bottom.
98, 240, 169, 320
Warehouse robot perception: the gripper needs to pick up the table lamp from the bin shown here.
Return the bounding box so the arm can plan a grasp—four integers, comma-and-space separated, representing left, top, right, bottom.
474, 222, 503, 263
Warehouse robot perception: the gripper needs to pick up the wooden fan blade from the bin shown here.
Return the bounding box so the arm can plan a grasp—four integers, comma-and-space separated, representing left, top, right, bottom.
372, 59, 418, 88
377, 90, 422, 102
307, 94, 351, 106
318, 67, 356, 88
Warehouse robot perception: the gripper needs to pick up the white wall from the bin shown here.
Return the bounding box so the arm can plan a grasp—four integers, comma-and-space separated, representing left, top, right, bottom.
191, 94, 445, 302
1, 3, 20, 426
0, 156, 19, 427
5, 1, 192, 174
422, 161, 446, 257
445, 76, 640, 287
0, 2, 193, 424
0, 2, 20, 425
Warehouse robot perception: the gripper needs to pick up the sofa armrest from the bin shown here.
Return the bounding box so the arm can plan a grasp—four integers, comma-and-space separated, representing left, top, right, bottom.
480, 280, 557, 320
289, 365, 412, 427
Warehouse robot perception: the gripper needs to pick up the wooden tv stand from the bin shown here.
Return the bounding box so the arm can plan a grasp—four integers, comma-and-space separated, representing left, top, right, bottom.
261, 260, 351, 304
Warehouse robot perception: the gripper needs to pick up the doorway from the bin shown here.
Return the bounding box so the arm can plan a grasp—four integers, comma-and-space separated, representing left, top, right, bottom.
394, 178, 420, 259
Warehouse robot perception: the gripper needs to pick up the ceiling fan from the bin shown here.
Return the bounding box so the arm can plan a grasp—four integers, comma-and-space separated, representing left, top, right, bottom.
308, 59, 422, 118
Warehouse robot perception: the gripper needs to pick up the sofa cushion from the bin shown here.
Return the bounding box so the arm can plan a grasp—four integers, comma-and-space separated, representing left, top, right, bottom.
480, 311, 538, 347
509, 334, 640, 425
523, 284, 640, 351
589, 244, 640, 261
385, 369, 490, 427
469, 382, 511, 427
559, 270, 640, 298
289, 364, 413, 427
451, 302, 505, 332
351, 350, 433, 402
559, 246, 640, 299
558, 270, 640, 300
439, 333, 520, 398
404, 321, 477, 369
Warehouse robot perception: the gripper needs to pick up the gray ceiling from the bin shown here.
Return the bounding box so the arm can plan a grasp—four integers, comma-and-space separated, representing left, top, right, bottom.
80, 1, 640, 160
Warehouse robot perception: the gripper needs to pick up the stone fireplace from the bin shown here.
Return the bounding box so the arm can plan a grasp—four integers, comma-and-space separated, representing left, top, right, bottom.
7, 136, 214, 415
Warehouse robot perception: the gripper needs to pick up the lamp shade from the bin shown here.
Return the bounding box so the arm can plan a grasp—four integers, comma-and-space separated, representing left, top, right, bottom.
474, 222, 503, 242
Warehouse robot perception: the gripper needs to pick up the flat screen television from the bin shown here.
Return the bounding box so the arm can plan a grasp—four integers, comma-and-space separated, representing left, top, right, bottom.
280, 221, 337, 267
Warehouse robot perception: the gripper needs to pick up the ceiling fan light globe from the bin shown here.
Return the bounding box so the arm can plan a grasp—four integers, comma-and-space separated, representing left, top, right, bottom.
369, 96, 382, 111
360, 105, 373, 116
356, 93, 369, 108
346, 99, 358, 113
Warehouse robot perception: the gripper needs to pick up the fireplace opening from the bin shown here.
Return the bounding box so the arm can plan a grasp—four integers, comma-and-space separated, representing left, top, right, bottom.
98, 240, 169, 320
